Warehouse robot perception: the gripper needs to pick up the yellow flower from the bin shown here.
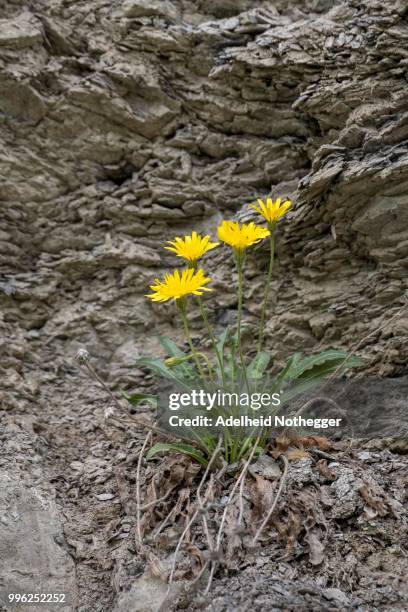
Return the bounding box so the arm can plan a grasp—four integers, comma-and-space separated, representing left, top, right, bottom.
217, 220, 270, 252
165, 231, 219, 265
250, 197, 292, 225
146, 268, 212, 303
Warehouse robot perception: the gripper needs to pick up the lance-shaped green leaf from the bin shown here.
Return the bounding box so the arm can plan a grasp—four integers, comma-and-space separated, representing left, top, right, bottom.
216, 326, 230, 357
158, 336, 185, 358
136, 356, 193, 389
146, 443, 208, 466
277, 349, 365, 403
137, 356, 178, 380
159, 336, 196, 379
247, 351, 270, 380
277, 350, 363, 387
289, 349, 363, 380
274, 352, 302, 388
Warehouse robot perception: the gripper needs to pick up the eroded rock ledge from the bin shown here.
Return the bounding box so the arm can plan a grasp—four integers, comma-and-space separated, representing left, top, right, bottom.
1, 3, 408, 607
1, 1, 407, 402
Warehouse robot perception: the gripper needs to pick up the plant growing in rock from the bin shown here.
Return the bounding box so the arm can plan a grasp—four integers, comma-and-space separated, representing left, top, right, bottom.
133, 197, 363, 465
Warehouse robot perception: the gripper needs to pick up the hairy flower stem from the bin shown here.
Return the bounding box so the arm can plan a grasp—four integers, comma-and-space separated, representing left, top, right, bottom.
198, 298, 227, 387
177, 301, 207, 381
257, 226, 276, 354
236, 254, 250, 393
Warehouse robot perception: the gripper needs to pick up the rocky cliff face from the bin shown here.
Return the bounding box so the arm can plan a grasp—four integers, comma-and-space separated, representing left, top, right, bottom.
1, 1, 408, 609
2, 0, 408, 401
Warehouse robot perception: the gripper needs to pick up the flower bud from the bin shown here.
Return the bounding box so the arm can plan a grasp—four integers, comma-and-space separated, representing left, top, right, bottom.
165, 354, 192, 367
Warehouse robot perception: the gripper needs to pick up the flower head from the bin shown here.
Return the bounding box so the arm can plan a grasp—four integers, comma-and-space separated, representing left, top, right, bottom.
146, 268, 212, 303
75, 348, 90, 364
165, 231, 218, 265
250, 197, 292, 225
217, 220, 270, 253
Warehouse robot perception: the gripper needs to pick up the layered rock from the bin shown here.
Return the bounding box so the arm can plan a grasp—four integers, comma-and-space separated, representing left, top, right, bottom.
1, 0, 407, 397
1, 2, 408, 611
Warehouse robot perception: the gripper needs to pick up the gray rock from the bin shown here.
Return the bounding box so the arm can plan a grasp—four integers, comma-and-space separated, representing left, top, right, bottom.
0, 472, 77, 611
248, 454, 281, 480
122, 0, 179, 21
0, 13, 43, 48
114, 572, 178, 612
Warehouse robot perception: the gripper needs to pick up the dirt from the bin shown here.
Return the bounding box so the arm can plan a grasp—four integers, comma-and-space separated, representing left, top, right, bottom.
2, 359, 407, 611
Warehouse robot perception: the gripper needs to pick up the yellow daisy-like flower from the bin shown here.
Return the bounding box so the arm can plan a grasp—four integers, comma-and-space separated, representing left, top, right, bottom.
164, 231, 219, 265
146, 268, 212, 303
217, 220, 270, 253
250, 197, 292, 225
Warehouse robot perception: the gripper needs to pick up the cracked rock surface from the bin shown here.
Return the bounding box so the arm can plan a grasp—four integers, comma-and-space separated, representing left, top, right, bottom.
1, 0, 408, 610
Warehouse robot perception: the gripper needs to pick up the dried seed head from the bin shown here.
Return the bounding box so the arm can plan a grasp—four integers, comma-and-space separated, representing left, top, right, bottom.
75, 348, 90, 363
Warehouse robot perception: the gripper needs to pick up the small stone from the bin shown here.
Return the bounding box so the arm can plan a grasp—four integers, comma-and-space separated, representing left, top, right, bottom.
96, 493, 115, 501
248, 454, 281, 480
357, 452, 372, 461
223, 17, 240, 31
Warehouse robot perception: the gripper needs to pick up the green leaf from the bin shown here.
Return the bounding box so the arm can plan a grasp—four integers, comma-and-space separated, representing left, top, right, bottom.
223, 355, 236, 382
137, 356, 177, 380
124, 393, 157, 408
158, 336, 185, 358
290, 350, 363, 380
222, 328, 239, 382
274, 352, 302, 388
136, 356, 194, 389
247, 352, 270, 380
277, 349, 365, 403
277, 350, 363, 387
216, 327, 229, 370
159, 336, 197, 380
216, 326, 230, 356
146, 443, 208, 466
